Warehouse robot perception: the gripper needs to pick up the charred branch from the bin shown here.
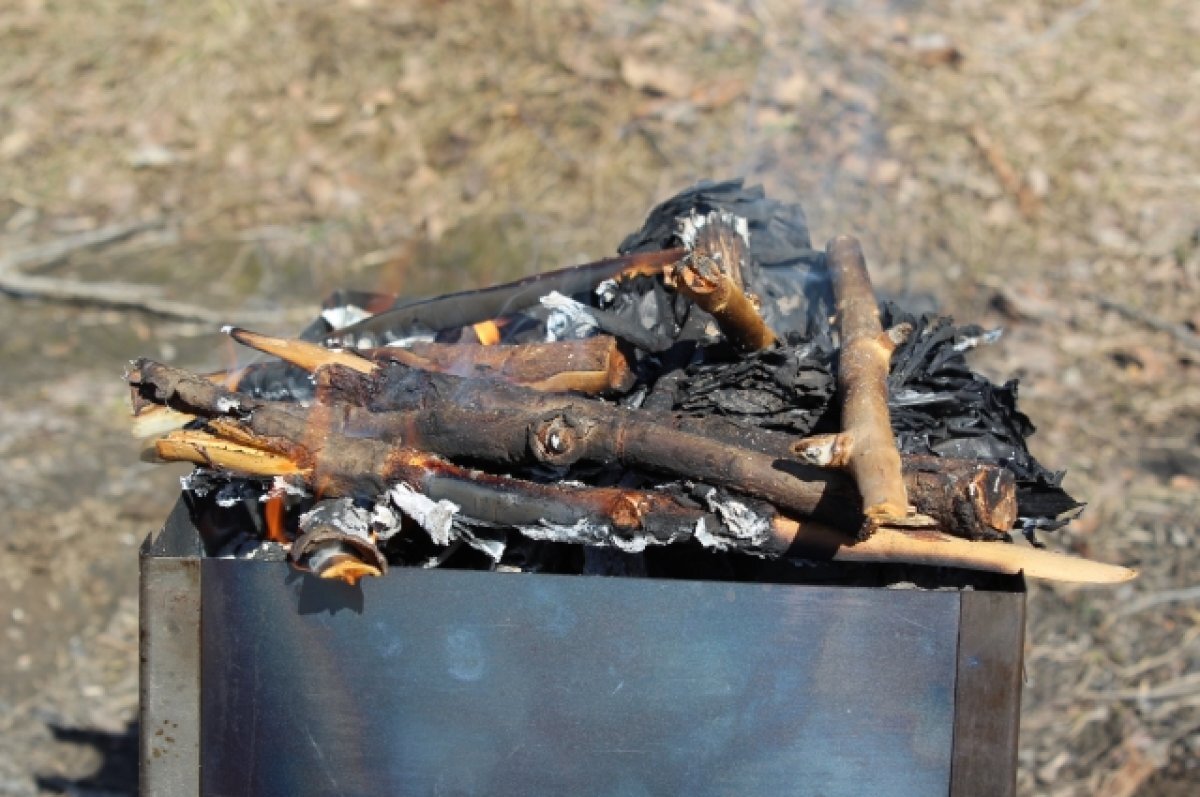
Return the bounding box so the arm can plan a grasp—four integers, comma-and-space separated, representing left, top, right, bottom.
324, 247, 685, 347
670, 212, 776, 352
130, 357, 1016, 540
230, 326, 635, 396
148, 422, 1133, 583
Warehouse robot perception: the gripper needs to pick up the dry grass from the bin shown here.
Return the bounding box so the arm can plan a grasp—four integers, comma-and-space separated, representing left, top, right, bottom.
1, 0, 1198, 793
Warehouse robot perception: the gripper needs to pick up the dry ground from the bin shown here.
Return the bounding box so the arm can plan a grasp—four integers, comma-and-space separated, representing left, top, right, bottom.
1, 1, 1197, 794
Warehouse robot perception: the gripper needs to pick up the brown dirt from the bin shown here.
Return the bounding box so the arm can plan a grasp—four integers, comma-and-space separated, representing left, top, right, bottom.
1, 1, 1197, 794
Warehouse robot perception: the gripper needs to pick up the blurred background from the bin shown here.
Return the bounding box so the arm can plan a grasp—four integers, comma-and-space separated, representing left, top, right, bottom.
0, 1, 1197, 794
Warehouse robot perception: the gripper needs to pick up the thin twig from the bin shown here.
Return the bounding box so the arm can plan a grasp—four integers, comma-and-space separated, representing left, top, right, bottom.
968, 122, 1040, 219
0, 219, 280, 324
1113, 585, 1200, 617
0, 219, 162, 274
1089, 294, 1200, 352
0, 271, 276, 324
1079, 672, 1200, 702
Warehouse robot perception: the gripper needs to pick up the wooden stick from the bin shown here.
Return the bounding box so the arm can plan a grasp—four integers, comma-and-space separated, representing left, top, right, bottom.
774, 517, 1137, 584
670, 212, 776, 351
823, 236, 911, 529
152, 430, 306, 476
326, 247, 685, 346
129, 358, 1015, 540
154, 420, 725, 549
131, 405, 197, 438
149, 424, 1133, 583
229, 326, 635, 395
375, 337, 635, 395
225, 326, 376, 373
968, 123, 1040, 220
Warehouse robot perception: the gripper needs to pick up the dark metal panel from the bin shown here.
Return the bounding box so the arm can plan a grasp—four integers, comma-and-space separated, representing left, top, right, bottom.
949, 587, 1026, 797
140, 551, 201, 797
201, 564, 962, 797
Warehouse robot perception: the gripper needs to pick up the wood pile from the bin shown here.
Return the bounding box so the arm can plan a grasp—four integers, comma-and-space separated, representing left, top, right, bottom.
129, 181, 1135, 586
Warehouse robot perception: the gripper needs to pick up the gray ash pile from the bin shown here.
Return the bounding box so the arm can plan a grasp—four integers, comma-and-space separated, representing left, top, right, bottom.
128, 180, 1131, 585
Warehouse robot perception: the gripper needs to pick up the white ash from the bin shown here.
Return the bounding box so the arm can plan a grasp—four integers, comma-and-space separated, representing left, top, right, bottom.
214, 479, 268, 508
384, 331, 436, 348
215, 396, 242, 414
217, 537, 288, 561
181, 469, 269, 506
456, 526, 507, 561
517, 518, 652, 554
265, 475, 308, 498
388, 483, 459, 546
299, 498, 372, 541
321, 305, 372, 331
541, 291, 599, 341
180, 468, 221, 497
676, 210, 751, 251
697, 488, 773, 551
368, 501, 403, 541
595, 278, 619, 307
953, 327, 1003, 352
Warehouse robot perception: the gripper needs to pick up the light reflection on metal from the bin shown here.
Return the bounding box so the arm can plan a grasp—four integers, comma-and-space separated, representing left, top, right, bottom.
141, 500, 1024, 797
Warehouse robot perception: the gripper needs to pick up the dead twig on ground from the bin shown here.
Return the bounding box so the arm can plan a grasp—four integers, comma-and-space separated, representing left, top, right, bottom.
0, 220, 161, 274
1088, 293, 1200, 352
0, 220, 281, 323
0, 272, 252, 324
968, 122, 1041, 220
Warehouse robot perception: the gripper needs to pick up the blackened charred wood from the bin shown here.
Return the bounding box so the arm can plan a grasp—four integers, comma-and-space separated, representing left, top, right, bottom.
153, 424, 1134, 582
324, 248, 685, 347
129, 359, 1016, 539
319, 364, 852, 524
319, 365, 1017, 538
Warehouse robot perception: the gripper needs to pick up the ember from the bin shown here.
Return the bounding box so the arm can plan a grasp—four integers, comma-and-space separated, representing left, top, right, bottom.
128, 180, 1134, 586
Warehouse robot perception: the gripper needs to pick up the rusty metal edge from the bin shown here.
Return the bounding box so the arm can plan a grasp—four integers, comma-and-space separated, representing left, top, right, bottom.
140, 500, 202, 797
949, 579, 1026, 797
